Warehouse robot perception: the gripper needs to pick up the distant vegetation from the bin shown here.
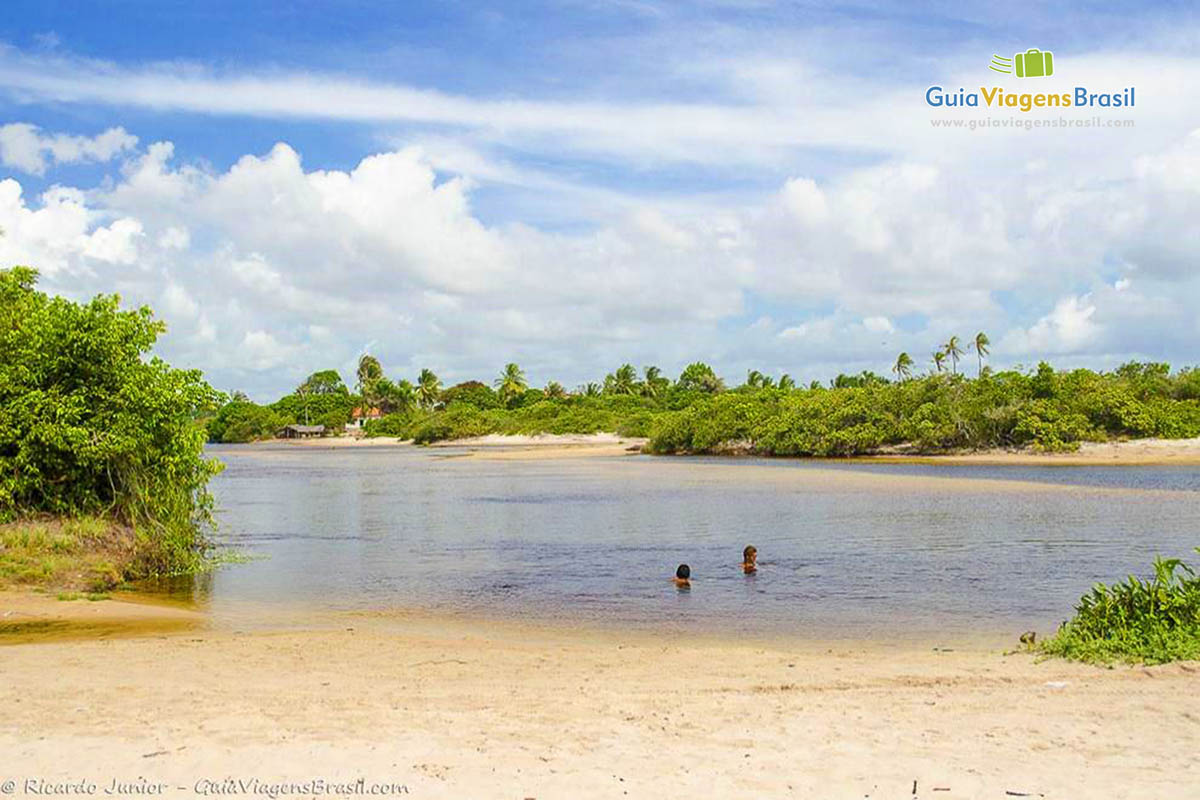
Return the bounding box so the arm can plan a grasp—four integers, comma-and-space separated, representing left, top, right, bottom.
210, 338, 1200, 456
1040, 552, 1200, 664
1, 267, 221, 584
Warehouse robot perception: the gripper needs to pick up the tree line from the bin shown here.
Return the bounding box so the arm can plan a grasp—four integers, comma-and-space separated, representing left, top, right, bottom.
206, 338, 1200, 455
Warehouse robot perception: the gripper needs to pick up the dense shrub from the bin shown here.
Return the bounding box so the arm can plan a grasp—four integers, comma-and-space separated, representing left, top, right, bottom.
271, 391, 356, 426
1041, 551, 1200, 664
0, 267, 220, 574
409, 405, 493, 444
645, 365, 1200, 455
441, 381, 502, 409
206, 400, 284, 443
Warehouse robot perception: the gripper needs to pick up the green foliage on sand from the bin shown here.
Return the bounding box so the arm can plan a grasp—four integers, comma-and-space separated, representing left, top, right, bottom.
1040, 551, 1200, 665
350, 360, 1200, 450
646, 364, 1200, 456
0, 267, 221, 577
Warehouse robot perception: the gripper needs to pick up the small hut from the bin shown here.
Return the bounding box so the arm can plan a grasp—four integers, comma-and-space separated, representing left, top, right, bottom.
279, 424, 325, 439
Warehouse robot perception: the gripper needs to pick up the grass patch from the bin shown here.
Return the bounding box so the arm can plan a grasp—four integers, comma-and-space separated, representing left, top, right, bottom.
1040, 551, 1200, 665
0, 516, 138, 593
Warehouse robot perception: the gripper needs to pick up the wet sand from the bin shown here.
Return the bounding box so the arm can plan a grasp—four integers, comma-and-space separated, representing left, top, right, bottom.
3, 592, 1198, 800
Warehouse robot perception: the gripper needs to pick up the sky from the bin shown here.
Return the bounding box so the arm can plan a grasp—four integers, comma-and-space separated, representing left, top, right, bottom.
1, 1, 1198, 400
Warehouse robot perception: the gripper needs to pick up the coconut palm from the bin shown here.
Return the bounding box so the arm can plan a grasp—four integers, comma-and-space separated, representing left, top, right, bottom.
605, 363, 639, 395
640, 366, 667, 398
495, 363, 527, 406
971, 331, 990, 377
417, 368, 442, 410
944, 336, 964, 375
932, 350, 947, 373
778, 374, 796, 390
375, 377, 416, 415
581, 382, 601, 397
356, 353, 382, 396
745, 369, 766, 389
892, 351, 914, 381
544, 381, 566, 399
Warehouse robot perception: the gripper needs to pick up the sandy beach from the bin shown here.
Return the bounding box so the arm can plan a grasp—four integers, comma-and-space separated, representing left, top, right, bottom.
3, 593, 1198, 800
230, 433, 1200, 465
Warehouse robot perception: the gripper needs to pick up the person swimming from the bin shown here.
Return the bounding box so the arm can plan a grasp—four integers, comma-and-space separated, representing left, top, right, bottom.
673, 563, 691, 588
742, 545, 758, 574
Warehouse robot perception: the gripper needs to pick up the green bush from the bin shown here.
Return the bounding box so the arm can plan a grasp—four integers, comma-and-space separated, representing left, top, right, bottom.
364, 412, 417, 438
1040, 551, 1200, 664
440, 381, 501, 410
409, 405, 493, 444
0, 266, 221, 575
271, 391, 355, 426
207, 400, 284, 443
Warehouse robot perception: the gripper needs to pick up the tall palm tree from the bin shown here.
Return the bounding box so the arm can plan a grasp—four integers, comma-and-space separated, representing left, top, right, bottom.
892, 352, 914, 381
544, 381, 566, 399
932, 350, 946, 373
495, 363, 527, 406
417, 368, 442, 410
745, 369, 766, 389
944, 336, 964, 375
778, 374, 796, 390
356, 353, 382, 397
971, 331, 990, 377
581, 382, 601, 397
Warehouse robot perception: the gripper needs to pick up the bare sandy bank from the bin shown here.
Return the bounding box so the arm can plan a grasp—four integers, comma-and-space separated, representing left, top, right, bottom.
220, 433, 1200, 466
437, 432, 647, 460
887, 437, 1200, 466
3, 593, 1197, 800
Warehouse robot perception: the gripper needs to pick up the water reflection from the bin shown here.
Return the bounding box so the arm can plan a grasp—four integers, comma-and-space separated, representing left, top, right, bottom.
195, 445, 1200, 638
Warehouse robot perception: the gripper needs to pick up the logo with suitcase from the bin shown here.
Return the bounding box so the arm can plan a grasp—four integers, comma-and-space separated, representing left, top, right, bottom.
989, 49, 1054, 78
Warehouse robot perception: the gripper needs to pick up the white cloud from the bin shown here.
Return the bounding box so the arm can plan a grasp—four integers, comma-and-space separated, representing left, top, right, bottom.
3, 111, 1200, 398
1003, 295, 1100, 355
0, 122, 136, 175
862, 316, 894, 334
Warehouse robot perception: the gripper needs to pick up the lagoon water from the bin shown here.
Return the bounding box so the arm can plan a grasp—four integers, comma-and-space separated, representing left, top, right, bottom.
188, 444, 1200, 639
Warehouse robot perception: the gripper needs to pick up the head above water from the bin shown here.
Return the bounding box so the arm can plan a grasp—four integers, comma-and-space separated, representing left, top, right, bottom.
676, 563, 691, 580
743, 545, 757, 561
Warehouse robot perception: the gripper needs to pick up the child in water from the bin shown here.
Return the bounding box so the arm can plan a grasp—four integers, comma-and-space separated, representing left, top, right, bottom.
673, 563, 691, 588
742, 545, 758, 574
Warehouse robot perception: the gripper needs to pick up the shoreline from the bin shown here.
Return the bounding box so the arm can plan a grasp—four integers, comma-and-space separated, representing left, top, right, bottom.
218, 432, 1200, 466
3, 591, 1197, 799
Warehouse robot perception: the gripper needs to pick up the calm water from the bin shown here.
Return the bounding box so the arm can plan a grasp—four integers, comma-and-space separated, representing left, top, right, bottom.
183, 445, 1200, 639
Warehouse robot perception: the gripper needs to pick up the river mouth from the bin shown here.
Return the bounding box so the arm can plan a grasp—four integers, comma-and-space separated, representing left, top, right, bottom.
186, 444, 1200, 641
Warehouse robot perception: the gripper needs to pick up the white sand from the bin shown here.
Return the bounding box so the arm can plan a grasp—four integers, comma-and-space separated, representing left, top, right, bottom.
3, 594, 1198, 799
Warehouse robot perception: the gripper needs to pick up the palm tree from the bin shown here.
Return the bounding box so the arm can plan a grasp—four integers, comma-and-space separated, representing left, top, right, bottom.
544, 381, 566, 399
417, 368, 442, 410
375, 377, 416, 415
932, 350, 946, 373
495, 363, 527, 406
944, 336, 964, 375
581, 382, 601, 397
605, 363, 639, 395
892, 352, 914, 381
641, 366, 668, 398
356, 353, 382, 397
971, 331, 990, 377
778, 374, 796, 390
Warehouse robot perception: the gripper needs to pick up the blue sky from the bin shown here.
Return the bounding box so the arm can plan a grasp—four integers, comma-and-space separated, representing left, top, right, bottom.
2, 1, 1199, 398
